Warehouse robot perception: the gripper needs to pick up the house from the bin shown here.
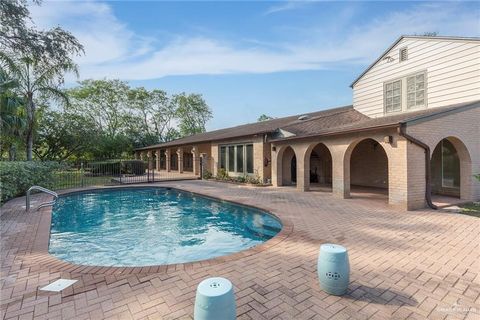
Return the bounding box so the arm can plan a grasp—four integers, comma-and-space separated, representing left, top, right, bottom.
135, 35, 480, 210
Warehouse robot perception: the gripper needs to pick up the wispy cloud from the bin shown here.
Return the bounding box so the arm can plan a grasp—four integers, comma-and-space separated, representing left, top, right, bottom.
29, 1, 479, 82
264, 0, 313, 15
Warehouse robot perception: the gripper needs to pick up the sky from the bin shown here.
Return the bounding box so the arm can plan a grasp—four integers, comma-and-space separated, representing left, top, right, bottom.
30, 1, 479, 130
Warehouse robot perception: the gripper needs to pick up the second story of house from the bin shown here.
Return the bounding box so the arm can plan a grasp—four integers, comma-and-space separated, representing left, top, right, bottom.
351, 35, 480, 118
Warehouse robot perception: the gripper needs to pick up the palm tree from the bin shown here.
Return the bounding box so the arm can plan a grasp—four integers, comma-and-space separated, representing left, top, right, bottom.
0, 70, 26, 160
0, 52, 78, 160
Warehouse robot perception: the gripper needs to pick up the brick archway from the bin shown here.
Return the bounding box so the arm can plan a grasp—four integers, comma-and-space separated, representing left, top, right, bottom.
430, 136, 473, 200
344, 138, 389, 200
275, 145, 297, 186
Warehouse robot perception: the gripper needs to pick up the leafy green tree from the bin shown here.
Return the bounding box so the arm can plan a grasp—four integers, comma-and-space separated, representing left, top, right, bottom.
0, 54, 80, 160
33, 110, 98, 161
174, 93, 212, 137
0, 0, 83, 160
67, 79, 130, 138
0, 70, 26, 160
0, 0, 83, 65
257, 114, 273, 122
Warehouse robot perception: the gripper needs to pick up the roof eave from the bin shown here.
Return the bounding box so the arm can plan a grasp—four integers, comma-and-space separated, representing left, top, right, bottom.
270, 123, 400, 143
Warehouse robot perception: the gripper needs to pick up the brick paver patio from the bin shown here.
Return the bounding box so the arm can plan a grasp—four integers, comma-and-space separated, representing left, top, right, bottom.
1, 181, 479, 320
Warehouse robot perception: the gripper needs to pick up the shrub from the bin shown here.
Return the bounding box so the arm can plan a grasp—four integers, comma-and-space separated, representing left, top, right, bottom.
121, 160, 146, 175
202, 169, 213, 179
235, 175, 246, 183
475, 174, 480, 182
216, 168, 229, 180
87, 161, 121, 176
0, 161, 62, 203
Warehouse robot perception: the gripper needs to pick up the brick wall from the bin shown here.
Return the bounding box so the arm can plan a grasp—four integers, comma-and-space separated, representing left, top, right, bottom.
350, 139, 388, 188
407, 106, 480, 203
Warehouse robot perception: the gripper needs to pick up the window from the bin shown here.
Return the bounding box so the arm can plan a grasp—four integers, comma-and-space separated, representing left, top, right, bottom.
236, 145, 244, 173
228, 146, 235, 172
219, 143, 254, 174
399, 47, 408, 62
384, 80, 402, 113
246, 144, 254, 174
442, 139, 460, 189
220, 146, 226, 169
384, 71, 427, 114
407, 73, 425, 109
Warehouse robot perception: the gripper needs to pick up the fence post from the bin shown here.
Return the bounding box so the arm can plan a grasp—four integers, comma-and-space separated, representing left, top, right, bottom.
152, 158, 155, 183
120, 160, 122, 184
81, 162, 84, 188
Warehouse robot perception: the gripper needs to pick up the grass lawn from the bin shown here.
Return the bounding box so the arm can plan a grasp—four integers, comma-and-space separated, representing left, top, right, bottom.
52, 170, 117, 190
459, 202, 480, 218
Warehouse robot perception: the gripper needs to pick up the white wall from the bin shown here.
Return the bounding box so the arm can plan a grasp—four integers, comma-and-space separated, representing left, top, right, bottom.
353, 37, 480, 117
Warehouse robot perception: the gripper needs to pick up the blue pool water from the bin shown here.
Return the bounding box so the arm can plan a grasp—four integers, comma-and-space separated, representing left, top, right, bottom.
49, 188, 282, 267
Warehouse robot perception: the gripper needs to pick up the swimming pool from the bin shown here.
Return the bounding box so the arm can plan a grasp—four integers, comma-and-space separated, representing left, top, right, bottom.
49, 187, 282, 267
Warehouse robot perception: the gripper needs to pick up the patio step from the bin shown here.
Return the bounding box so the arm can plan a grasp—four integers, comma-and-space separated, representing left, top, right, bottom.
245, 223, 281, 239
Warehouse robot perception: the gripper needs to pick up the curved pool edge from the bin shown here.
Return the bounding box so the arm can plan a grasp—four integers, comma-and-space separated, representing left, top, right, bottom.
24, 184, 294, 275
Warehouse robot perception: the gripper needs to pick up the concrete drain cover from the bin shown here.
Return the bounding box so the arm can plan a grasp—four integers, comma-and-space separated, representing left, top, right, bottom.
40, 279, 77, 292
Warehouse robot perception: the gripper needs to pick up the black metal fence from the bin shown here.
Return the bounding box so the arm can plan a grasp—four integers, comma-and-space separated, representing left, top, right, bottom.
50, 158, 203, 190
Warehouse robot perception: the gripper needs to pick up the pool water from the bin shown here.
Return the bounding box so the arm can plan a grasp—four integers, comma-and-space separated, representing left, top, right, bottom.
49, 188, 282, 267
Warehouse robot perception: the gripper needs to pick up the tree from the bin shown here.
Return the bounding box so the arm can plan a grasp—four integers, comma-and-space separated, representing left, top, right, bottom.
1, 0, 83, 65
0, 70, 26, 160
0, 0, 83, 160
0, 54, 80, 160
257, 114, 273, 122
174, 93, 212, 137
67, 79, 130, 138
33, 110, 98, 161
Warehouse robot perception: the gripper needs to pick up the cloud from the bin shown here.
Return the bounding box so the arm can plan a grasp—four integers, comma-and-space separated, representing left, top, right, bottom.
29, 1, 480, 82
264, 0, 313, 15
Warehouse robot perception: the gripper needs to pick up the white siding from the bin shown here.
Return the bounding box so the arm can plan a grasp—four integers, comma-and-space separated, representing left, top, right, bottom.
353, 38, 480, 118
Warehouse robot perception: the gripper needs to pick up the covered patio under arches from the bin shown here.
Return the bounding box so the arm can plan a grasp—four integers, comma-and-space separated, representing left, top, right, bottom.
430, 136, 473, 206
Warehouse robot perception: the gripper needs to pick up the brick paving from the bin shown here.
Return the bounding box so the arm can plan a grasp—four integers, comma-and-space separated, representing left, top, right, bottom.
1, 180, 479, 320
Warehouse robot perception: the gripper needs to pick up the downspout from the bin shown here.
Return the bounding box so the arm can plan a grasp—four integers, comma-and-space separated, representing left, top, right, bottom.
398, 122, 438, 210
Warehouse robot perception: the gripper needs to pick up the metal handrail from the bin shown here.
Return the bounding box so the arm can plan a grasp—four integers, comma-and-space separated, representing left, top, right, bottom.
26, 186, 58, 211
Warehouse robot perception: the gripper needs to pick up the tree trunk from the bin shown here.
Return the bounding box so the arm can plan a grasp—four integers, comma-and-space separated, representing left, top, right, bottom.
9, 145, 16, 161
26, 93, 35, 161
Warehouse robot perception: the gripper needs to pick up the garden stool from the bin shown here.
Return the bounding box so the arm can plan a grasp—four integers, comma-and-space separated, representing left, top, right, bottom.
317, 243, 350, 296
194, 277, 236, 320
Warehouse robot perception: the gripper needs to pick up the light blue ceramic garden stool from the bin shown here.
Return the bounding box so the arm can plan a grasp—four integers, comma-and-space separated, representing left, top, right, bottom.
317, 244, 350, 296
194, 277, 236, 320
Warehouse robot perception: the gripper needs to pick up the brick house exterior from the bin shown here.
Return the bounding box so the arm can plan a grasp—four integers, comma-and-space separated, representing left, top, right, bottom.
136, 35, 480, 210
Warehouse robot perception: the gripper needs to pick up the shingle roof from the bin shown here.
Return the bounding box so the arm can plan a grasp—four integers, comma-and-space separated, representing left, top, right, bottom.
135, 105, 354, 150
136, 100, 479, 150
272, 100, 480, 142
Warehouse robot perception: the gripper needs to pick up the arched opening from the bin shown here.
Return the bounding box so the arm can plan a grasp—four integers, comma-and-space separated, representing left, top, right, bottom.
170, 152, 178, 171
159, 150, 166, 170
309, 143, 332, 192
349, 138, 389, 200
281, 146, 296, 186
183, 152, 193, 172
151, 152, 157, 170
430, 137, 472, 204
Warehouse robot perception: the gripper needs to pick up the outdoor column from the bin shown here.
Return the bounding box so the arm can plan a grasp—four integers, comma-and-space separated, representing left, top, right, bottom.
271, 145, 281, 187
293, 144, 310, 192
139, 151, 145, 161
156, 149, 161, 170
192, 146, 200, 176
200, 153, 208, 177
147, 150, 153, 170
331, 146, 350, 198
165, 149, 171, 172
134, 151, 140, 160
177, 148, 184, 173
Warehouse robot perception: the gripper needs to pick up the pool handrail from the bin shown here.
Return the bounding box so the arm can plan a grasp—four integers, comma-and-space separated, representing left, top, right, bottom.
26, 186, 58, 211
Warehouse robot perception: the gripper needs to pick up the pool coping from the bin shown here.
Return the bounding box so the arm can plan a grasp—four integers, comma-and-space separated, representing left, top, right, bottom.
22, 184, 294, 275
